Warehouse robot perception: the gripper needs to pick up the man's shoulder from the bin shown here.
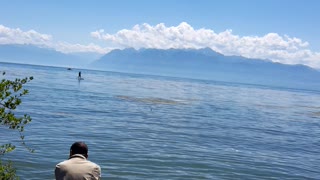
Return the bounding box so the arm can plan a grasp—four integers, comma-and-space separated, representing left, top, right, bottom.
86, 160, 101, 169
55, 159, 70, 168
87, 160, 101, 177
56, 158, 99, 167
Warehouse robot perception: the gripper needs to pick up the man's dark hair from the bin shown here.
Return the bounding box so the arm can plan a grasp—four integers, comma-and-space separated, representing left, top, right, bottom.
70, 142, 88, 155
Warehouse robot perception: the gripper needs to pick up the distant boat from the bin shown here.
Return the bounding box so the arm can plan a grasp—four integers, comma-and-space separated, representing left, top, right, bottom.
67, 68, 72, 70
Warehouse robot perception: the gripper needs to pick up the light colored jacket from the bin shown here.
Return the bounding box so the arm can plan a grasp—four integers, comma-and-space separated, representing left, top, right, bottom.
55, 154, 101, 180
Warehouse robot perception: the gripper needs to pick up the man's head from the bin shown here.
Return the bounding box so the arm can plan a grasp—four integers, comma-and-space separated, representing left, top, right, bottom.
70, 142, 88, 158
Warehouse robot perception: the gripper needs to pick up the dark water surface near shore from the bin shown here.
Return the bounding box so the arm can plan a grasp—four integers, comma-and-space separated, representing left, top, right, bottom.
1, 63, 319, 179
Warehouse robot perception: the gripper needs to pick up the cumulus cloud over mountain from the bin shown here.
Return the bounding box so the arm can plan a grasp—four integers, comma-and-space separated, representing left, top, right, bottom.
0, 25, 52, 45
0, 25, 108, 54
1, 23, 319, 68
91, 22, 320, 69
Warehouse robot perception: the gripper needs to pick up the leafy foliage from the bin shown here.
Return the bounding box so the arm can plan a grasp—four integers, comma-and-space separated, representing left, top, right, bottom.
0, 71, 33, 178
0, 160, 18, 180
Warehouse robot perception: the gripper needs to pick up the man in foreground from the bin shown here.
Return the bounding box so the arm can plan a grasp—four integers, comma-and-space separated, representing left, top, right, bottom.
55, 142, 101, 180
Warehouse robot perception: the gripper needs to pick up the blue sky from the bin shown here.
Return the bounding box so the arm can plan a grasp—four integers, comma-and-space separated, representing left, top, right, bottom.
0, 0, 320, 68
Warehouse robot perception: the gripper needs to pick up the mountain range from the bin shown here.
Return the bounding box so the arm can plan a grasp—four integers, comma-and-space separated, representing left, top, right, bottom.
0, 44, 97, 67
91, 48, 320, 90
1, 44, 320, 90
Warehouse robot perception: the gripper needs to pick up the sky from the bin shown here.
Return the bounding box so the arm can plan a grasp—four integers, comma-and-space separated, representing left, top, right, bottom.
0, 0, 320, 68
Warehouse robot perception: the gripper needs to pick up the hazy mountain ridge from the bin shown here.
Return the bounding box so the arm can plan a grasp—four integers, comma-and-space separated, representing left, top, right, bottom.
1, 44, 319, 90
0, 44, 97, 67
92, 48, 320, 90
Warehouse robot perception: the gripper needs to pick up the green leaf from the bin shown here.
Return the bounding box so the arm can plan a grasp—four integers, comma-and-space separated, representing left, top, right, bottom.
0, 71, 34, 178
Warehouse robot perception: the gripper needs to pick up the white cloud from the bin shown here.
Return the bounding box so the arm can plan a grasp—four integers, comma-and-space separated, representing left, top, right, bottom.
91, 22, 320, 69
1, 23, 320, 69
0, 25, 109, 54
0, 25, 52, 45
52, 42, 111, 54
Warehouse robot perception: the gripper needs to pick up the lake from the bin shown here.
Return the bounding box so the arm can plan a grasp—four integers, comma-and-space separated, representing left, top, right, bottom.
1, 62, 319, 179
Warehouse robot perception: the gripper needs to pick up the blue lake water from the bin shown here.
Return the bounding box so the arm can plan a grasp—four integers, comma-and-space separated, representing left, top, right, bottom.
1, 62, 320, 179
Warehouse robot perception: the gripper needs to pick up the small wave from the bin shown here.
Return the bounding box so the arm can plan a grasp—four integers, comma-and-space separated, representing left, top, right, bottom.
310, 111, 320, 117
115, 95, 186, 105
